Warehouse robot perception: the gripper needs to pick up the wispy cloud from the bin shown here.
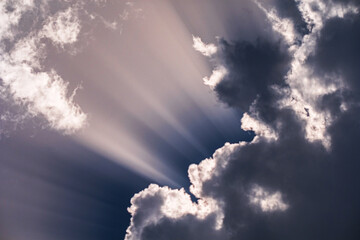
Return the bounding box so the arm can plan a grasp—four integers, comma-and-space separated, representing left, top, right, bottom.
41, 7, 81, 48
0, 2, 86, 134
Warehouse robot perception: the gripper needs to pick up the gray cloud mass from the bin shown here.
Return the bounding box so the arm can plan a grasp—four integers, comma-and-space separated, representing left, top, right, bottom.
125, 0, 360, 239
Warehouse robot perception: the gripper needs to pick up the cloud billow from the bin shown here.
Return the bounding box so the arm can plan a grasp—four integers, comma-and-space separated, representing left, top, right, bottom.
0, 1, 87, 134
214, 38, 291, 111
310, 13, 360, 93
0, 0, 133, 135
125, 0, 360, 239
273, 0, 310, 36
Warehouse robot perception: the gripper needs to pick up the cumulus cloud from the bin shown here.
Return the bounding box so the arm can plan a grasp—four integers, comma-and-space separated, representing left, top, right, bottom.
241, 112, 278, 141
193, 36, 291, 111
0, 1, 87, 134
125, 0, 360, 239
193, 0, 358, 148
125, 184, 225, 240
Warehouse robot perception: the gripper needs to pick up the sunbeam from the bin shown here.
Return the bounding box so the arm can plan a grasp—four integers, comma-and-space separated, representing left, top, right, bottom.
62, 0, 246, 185
3, 1, 357, 240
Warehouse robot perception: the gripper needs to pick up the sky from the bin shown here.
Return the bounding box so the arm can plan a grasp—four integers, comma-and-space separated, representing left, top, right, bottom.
0, 0, 360, 239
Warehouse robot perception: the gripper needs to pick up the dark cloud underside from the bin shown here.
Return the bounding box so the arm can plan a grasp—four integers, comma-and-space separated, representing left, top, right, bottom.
274, 0, 310, 35
310, 13, 360, 92
215, 38, 290, 111
125, 1, 360, 240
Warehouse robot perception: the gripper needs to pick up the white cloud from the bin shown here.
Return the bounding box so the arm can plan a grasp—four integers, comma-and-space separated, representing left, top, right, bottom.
0, 0, 34, 42
254, 0, 334, 147
189, 142, 241, 197
9, 34, 44, 68
192, 35, 218, 57
125, 140, 291, 238
0, 4, 87, 134
275, 0, 357, 148
249, 184, 289, 212
254, 0, 300, 45
203, 66, 228, 89
241, 112, 278, 142
0, 60, 87, 133
125, 183, 223, 240
193, 36, 227, 89
125, 143, 245, 239
41, 7, 81, 48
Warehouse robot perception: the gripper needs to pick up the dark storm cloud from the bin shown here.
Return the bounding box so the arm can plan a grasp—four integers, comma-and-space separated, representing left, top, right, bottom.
274, 0, 310, 35
125, 1, 360, 239
141, 214, 225, 240
213, 37, 292, 128
126, 102, 360, 240
211, 6, 360, 238
310, 13, 360, 93
331, 0, 360, 6
214, 38, 290, 111
198, 109, 360, 240
126, 106, 357, 239
308, 11, 360, 123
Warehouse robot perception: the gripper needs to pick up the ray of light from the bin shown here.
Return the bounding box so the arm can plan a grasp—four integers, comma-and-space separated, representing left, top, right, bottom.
48, 0, 250, 186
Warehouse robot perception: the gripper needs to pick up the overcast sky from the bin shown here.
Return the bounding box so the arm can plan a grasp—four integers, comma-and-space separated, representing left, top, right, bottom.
1, 0, 360, 239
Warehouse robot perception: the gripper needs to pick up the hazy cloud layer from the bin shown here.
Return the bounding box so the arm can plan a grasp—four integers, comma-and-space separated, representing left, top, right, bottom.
125, 0, 360, 239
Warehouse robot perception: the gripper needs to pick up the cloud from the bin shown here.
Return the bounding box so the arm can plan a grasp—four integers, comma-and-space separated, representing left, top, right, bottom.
241, 112, 278, 141
41, 7, 81, 48
0, 1, 87, 134
125, 0, 360, 239
272, 0, 310, 36
126, 107, 360, 239
0, 0, 34, 42
202, 66, 228, 89
331, 0, 360, 6
249, 184, 288, 212
309, 13, 360, 94
193, 36, 291, 111
125, 183, 225, 240
192, 36, 218, 57
254, 0, 301, 44
193, 0, 358, 148
0, 62, 87, 133
192, 36, 229, 89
